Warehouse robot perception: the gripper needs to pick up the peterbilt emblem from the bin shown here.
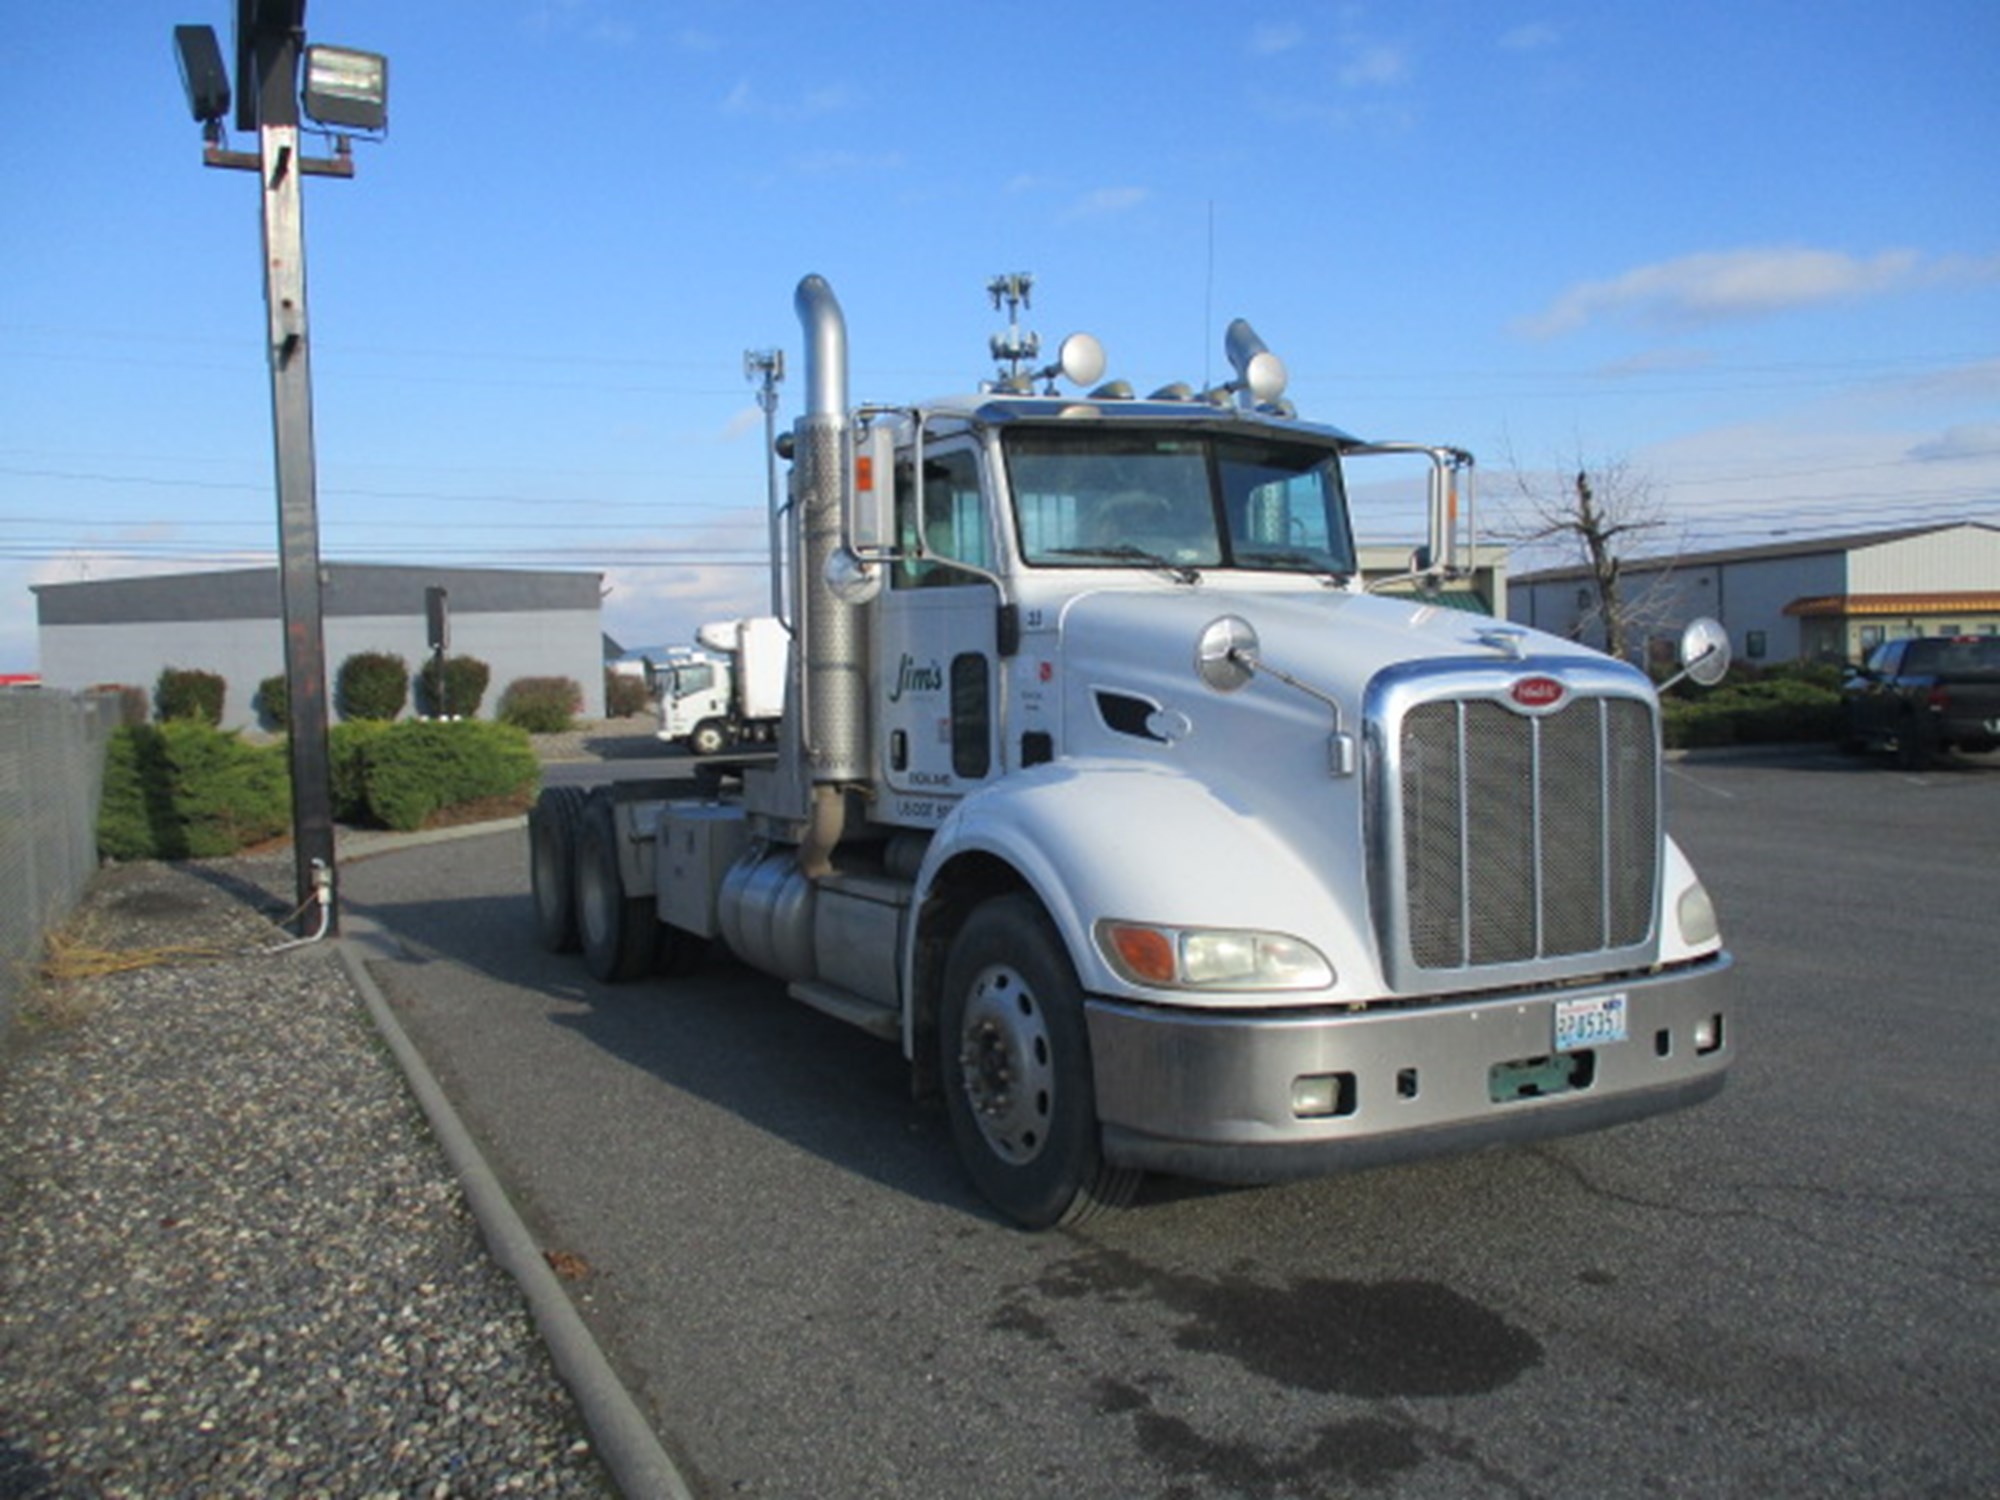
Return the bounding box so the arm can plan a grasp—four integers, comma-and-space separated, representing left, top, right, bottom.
1508, 675, 1567, 712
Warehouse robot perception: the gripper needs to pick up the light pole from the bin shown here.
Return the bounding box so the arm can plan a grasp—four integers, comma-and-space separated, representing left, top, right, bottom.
174, 3, 388, 937
745, 349, 786, 618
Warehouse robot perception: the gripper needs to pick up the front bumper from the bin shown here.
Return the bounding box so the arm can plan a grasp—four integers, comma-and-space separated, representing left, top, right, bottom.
1086, 954, 1732, 1184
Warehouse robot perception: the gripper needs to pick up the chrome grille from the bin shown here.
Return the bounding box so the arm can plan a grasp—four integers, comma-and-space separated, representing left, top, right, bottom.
1398, 694, 1657, 972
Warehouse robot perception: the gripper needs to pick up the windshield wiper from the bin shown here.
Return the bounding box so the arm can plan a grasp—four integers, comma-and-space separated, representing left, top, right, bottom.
1048, 544, 1202, 584
1234, 550, 1353, 584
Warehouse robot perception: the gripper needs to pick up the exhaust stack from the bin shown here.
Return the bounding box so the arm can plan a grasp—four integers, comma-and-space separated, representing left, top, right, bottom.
790, 276, 868, 873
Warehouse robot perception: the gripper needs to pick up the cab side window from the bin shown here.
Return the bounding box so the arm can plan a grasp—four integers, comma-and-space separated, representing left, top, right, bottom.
895, 448, 987, 589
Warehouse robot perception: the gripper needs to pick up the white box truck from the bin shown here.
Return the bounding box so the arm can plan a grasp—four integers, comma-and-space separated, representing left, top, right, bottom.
655, 616, 787, 755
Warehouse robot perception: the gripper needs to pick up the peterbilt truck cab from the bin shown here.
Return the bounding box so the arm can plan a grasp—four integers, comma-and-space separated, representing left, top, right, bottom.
531, 274, 1732, 1228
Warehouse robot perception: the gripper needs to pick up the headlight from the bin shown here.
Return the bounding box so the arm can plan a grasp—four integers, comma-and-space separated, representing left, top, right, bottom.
1096, 920, 1334, 991
1677, 880, 1720, 948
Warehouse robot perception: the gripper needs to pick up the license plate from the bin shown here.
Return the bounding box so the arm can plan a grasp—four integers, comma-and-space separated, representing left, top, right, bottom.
1554, 992, 1628, 1052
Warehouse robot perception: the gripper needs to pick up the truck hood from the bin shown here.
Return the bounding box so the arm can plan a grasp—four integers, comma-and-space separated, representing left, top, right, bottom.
1053, 584, 1618, 749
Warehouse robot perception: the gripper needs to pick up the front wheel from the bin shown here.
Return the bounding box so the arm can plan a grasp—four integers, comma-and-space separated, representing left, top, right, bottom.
938, 894, 1141, 1229
689, 719, 728, 757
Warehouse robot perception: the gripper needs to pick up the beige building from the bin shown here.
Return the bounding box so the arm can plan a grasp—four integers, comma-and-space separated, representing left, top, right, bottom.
1510, 521, 2000, 666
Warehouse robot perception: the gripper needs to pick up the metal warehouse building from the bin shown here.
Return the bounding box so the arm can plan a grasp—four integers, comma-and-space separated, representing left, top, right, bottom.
1510, 521, 2000, 666
33, 562, 605, 730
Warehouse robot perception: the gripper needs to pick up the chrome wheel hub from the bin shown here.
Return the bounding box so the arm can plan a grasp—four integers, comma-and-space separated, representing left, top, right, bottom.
957, 963, 1055, 1165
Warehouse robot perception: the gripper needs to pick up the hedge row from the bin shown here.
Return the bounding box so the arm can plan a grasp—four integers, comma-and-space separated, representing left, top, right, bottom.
98, 723, 291, 861
98, 719, 542, 859
605, 667, 651, 719
90, 656, 569, 731
1661, 665, 1844, 749
331, 719, 539, 831
495, 677, 581, 734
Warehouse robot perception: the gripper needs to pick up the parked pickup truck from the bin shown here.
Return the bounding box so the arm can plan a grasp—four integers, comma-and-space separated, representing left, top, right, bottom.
1843, 636, 2000, 767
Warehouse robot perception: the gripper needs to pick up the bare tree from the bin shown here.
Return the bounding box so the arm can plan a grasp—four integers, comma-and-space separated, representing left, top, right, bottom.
1507, 457, 1675, 663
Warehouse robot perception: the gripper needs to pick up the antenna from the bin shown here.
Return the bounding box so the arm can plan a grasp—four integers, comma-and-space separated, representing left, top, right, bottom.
988, 272, 1040, 385
1203, 200, 1215, 390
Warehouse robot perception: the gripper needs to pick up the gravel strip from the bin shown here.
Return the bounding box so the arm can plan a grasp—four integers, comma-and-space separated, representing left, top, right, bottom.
0, 862, 613, 1499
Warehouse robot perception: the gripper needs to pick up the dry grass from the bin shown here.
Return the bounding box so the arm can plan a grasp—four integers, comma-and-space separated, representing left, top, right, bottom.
15, 909, 232, 1034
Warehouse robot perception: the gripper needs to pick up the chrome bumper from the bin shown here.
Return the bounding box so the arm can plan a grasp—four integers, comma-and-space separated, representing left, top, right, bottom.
1086, 954, 1732, 1183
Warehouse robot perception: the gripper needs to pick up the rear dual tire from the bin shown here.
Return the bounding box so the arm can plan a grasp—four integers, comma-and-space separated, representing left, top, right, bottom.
529, 786, 589, 952
575, 792, 660, 983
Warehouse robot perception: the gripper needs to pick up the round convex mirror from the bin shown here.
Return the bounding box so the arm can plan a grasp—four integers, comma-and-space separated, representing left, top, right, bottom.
1678, 617, 1732, 687
1195, 615, 1259, 693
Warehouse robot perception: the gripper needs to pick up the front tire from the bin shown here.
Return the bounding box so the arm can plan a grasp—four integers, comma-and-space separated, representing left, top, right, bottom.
939, 894, 1140, 1228
575, 792, 657, 982
689, 719, 728, 757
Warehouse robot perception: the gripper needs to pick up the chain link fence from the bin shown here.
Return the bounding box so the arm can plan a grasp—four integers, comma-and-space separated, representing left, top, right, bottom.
0, 690, 118, 1037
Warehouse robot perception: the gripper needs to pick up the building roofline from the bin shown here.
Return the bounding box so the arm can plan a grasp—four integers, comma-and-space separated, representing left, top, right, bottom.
1784, 591, 2000, 617
1511, 520, 2000, 584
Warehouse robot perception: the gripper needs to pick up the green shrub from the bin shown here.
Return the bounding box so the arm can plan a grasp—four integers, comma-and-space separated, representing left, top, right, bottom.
1662, 674, 1844, 749
90, 683, 149, 726
97, 723, 290, 860
336, 651, 409, 722
605, 668, 650, 719
351, 720, 539, 831
497, 676, 582, 734
256, 673, 291, 730
417, 654, 492, 719
329, 720, 393, 821
155, 666, 226, 725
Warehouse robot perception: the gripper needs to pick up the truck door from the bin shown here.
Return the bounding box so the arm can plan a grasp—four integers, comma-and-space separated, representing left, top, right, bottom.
876, 443, 999, 822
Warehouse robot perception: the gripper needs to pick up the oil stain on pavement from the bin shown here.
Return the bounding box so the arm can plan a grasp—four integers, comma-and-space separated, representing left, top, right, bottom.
992, 1245, 1543, 1496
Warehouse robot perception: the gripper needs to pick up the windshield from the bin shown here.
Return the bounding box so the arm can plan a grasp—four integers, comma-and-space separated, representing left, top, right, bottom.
1905, 638, 2000, 675
1004, 428, 1355, 576
670, 662, 715, 698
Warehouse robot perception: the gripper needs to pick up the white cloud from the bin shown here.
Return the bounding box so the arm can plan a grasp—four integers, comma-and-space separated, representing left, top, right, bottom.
1063, 186, 1151, 220
1249, 22, 1306, 56
1500, 22, 1560, 53
791, 147, 906, 177
522, 1, 636, 46
1518, 246, 1949, 337
1338, 43, 1408, 88
599, 512, 773, 649
1908, 422, 2000, 463
721, 80, 858, 123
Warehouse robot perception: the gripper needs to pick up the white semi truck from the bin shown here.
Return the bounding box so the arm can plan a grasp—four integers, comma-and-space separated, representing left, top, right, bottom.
529, 275, 1734, 1228
655, 616, 788, 755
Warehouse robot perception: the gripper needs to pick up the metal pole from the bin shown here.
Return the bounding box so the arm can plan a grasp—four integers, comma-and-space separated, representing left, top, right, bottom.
747, 350, 786, 619
258, 112, 339, 935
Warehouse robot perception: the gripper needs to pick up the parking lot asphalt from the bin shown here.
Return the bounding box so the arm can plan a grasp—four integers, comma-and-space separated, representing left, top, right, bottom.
333, 744, 2000, 1499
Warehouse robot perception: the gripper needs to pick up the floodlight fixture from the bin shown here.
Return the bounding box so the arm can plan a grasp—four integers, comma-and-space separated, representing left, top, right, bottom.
302, 45, 388, 133
174, 24, 232, 127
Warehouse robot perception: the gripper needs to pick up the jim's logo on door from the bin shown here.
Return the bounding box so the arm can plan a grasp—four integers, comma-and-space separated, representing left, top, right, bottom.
888, 654, 944, 704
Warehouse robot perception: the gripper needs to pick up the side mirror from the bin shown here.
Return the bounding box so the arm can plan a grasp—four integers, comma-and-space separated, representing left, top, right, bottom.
1663, 617, 1731, 691
851, 421, 893, 553
824, 546, 881, 605
1195, 615, 1259, 693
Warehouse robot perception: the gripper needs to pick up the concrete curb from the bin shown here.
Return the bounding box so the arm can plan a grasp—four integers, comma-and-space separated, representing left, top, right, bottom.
336, 815, 528, 864
335, 928, 694, 1500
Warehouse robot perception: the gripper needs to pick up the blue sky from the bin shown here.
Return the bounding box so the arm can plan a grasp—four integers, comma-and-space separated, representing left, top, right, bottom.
3, 0, 1996, 673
